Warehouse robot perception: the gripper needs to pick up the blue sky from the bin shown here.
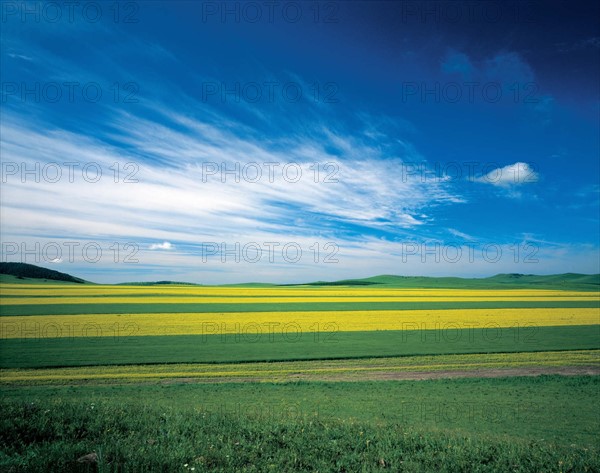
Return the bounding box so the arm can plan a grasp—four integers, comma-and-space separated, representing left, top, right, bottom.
1, 1, 599, 283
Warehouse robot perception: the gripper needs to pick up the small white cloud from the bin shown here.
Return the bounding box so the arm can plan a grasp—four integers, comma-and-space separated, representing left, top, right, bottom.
478, 162, 538, 187
149, 241, 173, 250
448, 228, 475, 241
8, 53, 33, 61
49, 258, 62, 263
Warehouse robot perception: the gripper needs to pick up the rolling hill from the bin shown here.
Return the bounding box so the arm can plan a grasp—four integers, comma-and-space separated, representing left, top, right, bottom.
0, 262, 598, 290
0, 262, 88, 284
297, 273, 600, 291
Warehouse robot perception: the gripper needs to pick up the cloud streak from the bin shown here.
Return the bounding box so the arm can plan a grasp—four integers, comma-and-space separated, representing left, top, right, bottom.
477, 162, 539, 187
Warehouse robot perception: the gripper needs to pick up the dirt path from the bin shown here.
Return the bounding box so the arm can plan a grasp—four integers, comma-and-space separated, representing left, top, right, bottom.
366, 365, 600, 381
161, 365, 600, 384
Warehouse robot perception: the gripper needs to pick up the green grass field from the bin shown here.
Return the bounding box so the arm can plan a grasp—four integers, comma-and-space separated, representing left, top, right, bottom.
2, 351, 597, 384
1, 325, 599, 368
1, 376, 598, 472
2, 299, 598, 316
1, 277, 599, 471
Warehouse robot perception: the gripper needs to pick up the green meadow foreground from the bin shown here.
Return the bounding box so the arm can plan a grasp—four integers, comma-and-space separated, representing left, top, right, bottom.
2, 376, 599, 472
1, 274, 599, 471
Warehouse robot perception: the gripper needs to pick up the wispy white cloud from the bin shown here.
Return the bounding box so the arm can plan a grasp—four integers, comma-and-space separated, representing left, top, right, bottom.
7, 52, 33, 61
477, 162, 539, 188
149, 242, 173, 250
0, 103, 460, 239
0, 98, 473, 282
448, 228, 475, 241
442, 50, 535, 85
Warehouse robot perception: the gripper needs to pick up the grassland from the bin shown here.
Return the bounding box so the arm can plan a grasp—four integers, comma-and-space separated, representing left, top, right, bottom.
2, 325, 599, 368
1, 376, 599, 472
1, 278, 599, 471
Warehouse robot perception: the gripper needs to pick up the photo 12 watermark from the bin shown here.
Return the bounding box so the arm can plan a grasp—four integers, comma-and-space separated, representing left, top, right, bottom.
1, 1, 140, 24
398, 242, 539, 264
200, 81, 339, 104
399, 322, 540, 345
1, 81, 139, 104
400, 81, 540, 105
196, 241, 340, 264
191, 321, 339, 343
1, 161, 140, 184
0, 321, 140, 341
1, 241, 140, 264
399, 400, 540, 425
200, 1, 339, 24
195, 401, 321, 423
399, 161, 538, 184
196, 161, 339, 184
398, 1, 535, 25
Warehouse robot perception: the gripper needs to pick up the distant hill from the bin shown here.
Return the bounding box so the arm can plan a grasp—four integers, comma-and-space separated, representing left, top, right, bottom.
0, 262, 88, 284
117, 281, 277, 287
0, 263, 598, 290
296, 273, 600, 291
116, 281, 201, 286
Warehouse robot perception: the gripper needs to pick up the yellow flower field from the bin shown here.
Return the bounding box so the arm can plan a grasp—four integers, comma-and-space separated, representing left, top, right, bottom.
2, 295, 598, 305
1, 308, 597, 338
1, 284, 597, 298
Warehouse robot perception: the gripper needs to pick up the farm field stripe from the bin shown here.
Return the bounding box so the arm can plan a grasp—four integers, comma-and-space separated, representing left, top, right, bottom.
3, 295, 599, 305
1, 308, 598, 338
2, 300, 599, 316
1, 325, 598, 368
1, 350, 597, 384
2, 285, 598, 297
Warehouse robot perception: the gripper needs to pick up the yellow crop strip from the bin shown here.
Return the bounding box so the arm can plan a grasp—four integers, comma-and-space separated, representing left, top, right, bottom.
1, 308, 598, 338
1, 284, 597, 298
2, 295, 599, 305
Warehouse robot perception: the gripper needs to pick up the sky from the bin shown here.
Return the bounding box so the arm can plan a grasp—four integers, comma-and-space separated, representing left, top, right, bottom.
1, 0, 599, 284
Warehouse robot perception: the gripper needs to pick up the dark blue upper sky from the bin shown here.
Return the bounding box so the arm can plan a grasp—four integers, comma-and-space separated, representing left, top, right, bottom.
1, 1, 599, 283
